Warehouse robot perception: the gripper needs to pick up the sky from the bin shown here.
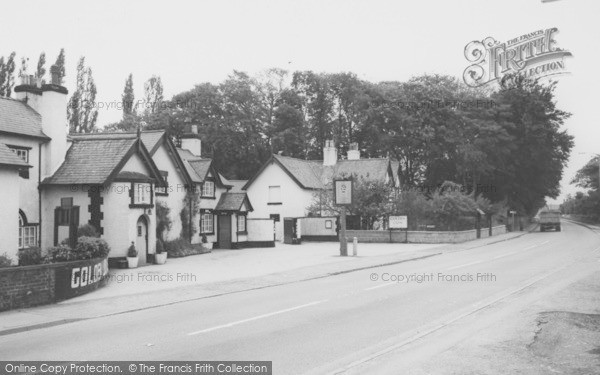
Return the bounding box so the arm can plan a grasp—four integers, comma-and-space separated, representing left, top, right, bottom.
1, 0, 598, 204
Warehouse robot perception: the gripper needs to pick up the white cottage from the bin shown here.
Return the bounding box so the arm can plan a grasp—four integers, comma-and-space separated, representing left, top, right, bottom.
40, 133, 165, 266
244, 141, 399, 240
0, 70, 69, 264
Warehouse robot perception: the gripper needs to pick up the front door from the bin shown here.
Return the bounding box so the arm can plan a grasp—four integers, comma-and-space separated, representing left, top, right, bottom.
136, 216, 148, 265
218, 215, 232, 249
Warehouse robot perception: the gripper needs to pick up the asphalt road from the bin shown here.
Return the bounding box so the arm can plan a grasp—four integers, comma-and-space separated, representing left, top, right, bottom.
2, 221, 599, 374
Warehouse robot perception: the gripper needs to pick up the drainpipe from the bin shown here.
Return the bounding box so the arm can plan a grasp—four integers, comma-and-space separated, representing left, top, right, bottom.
38, 143, 42, 247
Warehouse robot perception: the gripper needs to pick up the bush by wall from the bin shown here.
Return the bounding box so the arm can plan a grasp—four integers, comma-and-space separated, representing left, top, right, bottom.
0, 253, 12, 268
165, 238, 210, 258
45, 237, 110, 263
18, 247, 43, 266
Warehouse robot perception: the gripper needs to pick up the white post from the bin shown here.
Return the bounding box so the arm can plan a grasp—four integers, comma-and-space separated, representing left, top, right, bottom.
353, 237, 358, 256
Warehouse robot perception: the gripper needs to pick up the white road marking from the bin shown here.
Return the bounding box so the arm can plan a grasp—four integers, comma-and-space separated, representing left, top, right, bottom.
364, 283, 395, 291
187, 300, 327, 336
446, 241, 550, 270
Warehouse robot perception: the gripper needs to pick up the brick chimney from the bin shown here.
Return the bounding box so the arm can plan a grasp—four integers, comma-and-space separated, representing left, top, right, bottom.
180, 124, 202, 157
347, 142, 360, 160
323, 140, 337, 166
14, 65, 69, 178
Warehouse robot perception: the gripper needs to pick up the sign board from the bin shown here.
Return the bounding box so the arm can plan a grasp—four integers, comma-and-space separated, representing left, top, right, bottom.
389, 215, 408, 229
334, 179, 353, 206
55, 258, 109, 300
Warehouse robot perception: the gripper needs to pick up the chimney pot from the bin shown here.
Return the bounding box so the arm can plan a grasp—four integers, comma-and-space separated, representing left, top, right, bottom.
347, 142, 361, 160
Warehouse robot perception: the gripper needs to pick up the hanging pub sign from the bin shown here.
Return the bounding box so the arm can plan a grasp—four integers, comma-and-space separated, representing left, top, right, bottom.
334, 179, 353, 206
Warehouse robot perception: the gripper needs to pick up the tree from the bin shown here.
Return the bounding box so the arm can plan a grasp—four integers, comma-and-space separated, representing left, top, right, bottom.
122, 73, 135, 118
143, 75, 164, 115
18, 57, 29, 79
54, 49, 66, 84
0, 52, 16, 97
68, 57, 98, 133
36, 52, 46, 81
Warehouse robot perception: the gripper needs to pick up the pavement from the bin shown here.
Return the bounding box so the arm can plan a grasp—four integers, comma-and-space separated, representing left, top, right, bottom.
0, 230, 529, 336
1, 221, 597, 375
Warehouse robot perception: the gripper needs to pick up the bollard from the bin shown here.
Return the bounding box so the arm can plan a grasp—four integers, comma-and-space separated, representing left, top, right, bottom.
353, 237, 358, 256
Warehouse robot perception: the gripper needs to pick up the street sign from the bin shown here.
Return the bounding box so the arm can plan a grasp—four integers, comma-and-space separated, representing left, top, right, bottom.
334, 179, 353, 206
389, 215, 408, 229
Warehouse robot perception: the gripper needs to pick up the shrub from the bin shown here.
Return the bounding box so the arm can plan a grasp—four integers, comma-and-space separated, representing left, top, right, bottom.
44, 245, 83, 263
156, 202, 172, 241
156, 239, 165, 254
164, 238, 210, 258
44, 237, 110, 263
77, 224, 100, 238
127, 242, 137, 257
18, 247, 42, 266
0, 253, 13, 268
75, 236, 110, 259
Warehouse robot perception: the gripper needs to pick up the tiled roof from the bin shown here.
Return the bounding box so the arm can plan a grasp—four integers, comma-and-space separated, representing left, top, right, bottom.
0, 97, 49, 139
249, 154, 394, 190
228, 179, 248, 192
139, 131, 164, 154
333, 159, 391, 182
177, 148, 200, 161
0, 143, 30, 168
70, 130, 166, 154
215, 192, 252, 212
274, 155, 324, 189
187, 159, 212, 183
43, 138, 137, 184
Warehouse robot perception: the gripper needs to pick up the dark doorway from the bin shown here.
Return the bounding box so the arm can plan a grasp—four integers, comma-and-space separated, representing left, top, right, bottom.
218, 214, 232, 249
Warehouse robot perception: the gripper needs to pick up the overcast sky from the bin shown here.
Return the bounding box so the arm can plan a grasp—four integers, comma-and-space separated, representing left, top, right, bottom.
1, 0, 598, 203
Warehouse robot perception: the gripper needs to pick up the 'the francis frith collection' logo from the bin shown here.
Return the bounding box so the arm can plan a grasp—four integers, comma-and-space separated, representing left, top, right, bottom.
463, 28, 572, 87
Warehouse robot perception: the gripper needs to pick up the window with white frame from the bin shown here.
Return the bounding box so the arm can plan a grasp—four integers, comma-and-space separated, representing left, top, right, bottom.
237, 215, 246, 233
133, 183, 152, 205
201, 211, 214, 233
8, 146, 30, 179
202, 180, 215, 197
268, 185, 281, 203
18, 212, 38, 248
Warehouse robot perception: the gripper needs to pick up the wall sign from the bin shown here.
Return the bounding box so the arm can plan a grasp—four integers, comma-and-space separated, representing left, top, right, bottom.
389, 215, 408, 229
55, 258, 109, 300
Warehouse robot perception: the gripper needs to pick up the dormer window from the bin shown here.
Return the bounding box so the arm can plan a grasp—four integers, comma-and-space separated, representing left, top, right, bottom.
7, 145, 30, 179
202, 180, 215, 198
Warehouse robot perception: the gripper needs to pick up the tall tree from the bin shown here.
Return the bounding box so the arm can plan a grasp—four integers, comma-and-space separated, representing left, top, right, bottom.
0, 52, 17, 97
36, 52, 46, 81
68, 57, 98, 133
122, 73, 135, 118
143, 75, 163, 115
54, 49, 66, 84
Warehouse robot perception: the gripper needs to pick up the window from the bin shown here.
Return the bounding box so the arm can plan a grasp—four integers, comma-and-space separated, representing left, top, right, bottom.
237, 215, 246, 233
8, 146, 29, 179
57, 208, 71, 226
202, 181, 215, 197
133, 183, 152, 205
325, 220, 333, 229
270, 214, 280, 222
18, 212, 38, 249
156, 171, 169, 195
201, 211, 214, 234
268, 186, 281, 204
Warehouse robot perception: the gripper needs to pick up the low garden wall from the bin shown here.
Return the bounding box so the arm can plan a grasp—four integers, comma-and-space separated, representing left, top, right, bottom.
344, 225, 508, 244
243, 219, 276, 248
0, 257, 109, 312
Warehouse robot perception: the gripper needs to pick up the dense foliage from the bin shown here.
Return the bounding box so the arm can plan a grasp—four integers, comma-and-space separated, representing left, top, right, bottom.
107, 70, 571, 216
561, 156, 600, 222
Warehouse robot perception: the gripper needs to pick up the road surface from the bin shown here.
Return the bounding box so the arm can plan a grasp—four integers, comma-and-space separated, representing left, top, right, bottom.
1, 221, 599, 374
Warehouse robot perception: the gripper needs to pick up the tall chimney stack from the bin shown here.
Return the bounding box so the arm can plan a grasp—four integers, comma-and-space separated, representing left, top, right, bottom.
323, 140, 337, 166
347, 142, 360, 160
180, 124, 202, 157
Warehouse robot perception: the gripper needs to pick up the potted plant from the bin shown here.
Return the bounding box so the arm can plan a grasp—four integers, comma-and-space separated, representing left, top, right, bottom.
201, 234, 213, 250
127, 242, 139, 268
155, 239, 167, 264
